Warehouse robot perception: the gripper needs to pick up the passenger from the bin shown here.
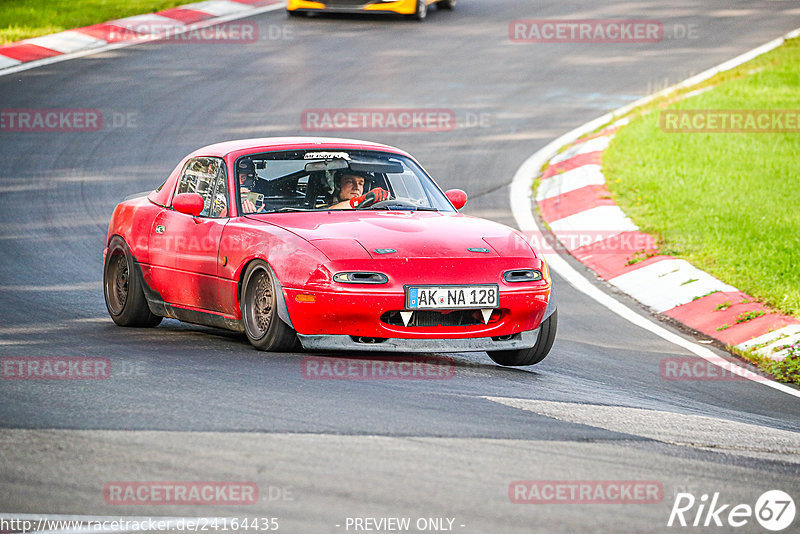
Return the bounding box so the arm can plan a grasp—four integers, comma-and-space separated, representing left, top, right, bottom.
237, 158, 259, 213
327, 170, 389, 209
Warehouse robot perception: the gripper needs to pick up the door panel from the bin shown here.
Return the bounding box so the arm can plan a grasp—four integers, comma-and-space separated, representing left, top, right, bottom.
146, 156, 230, 313
148, 211, 227, 312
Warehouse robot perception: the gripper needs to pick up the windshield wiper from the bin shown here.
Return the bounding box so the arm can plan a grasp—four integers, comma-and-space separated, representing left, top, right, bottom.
246, 207, 313, 214
371, 205, 438, 211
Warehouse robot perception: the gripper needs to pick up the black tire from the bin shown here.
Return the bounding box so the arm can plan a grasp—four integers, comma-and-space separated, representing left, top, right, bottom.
488, 310, 557, 367
240, 260, 297, 351
286, 9, 306, 17
437, 0, 456, 9
411, 0, 427, 21
103, 236, 162, 327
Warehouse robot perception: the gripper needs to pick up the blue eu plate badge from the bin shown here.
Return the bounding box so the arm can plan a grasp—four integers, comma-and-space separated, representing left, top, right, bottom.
408, 287, 419, 308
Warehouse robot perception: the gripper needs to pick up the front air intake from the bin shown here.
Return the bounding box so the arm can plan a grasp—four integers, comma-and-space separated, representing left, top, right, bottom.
381, 309, 503, 327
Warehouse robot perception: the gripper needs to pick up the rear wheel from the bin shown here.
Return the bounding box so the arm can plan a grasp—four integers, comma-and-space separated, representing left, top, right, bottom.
487, 310, 557, 367
240, 261, 297, 351
437, 0, 456, 9
103, 236, 162, 327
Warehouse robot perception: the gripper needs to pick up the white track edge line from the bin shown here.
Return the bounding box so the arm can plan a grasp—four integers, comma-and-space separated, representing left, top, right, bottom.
0, 3, 285, 78
509, 27, 800, 399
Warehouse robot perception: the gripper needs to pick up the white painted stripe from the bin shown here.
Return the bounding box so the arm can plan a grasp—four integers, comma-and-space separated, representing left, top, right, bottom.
485, 398, 800, 456
763, 340, 800, 362
509, 28, 800, 398
0, 281, 101, 292
608, 258, 737, 313
27, 31, 107, 53
111, 13, 183, 24
681, 86, 713, 100
738, 325, 800, 350
0, 2, 285, 76
536, 164, 605, 201
0, 54, 22, 69
549, 205, 638, 249
109, 14, 186, 34
609, 117, 629, 128
187, 0, 256, 16
548, 135, 611, 165
736, 325, 800, 361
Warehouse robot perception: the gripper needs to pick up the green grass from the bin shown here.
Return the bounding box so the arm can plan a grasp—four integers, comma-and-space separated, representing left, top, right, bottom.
604, 37, 800, 319
733, 343, 800, 386
0, 0, 187, 44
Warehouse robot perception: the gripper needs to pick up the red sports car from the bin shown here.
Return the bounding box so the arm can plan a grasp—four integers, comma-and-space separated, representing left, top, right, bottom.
103, 138, 556, 366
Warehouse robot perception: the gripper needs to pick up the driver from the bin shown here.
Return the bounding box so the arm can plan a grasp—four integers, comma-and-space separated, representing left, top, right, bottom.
327, 170, 389, 209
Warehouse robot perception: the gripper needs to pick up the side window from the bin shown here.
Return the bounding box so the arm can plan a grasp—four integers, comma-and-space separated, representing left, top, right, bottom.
210, 170, 228, 217
175, 157, 227, 217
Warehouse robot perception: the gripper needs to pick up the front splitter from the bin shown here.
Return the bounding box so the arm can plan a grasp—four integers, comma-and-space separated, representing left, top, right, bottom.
297, 327, 540, 353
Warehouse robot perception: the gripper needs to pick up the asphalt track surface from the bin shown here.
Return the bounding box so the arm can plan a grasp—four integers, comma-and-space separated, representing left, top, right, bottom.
1, 1, 800, 532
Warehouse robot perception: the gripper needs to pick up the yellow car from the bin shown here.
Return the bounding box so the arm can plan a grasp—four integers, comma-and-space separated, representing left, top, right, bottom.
287, 0, 455, 21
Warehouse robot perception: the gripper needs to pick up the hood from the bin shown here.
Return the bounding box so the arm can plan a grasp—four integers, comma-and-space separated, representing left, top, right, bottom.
246, 211, 536, 260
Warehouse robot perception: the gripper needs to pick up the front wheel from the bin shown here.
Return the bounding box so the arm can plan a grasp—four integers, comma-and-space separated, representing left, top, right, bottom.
103, 236, 162, 327
240, 261, 297, 351
488, 310, 557, 367
411, 0, 427, 20
437, 0, 456, 9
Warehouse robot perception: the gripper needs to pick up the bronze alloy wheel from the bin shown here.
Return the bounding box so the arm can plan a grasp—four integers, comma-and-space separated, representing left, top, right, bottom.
103, 236, 162, 327
106, 252, 129, 316
240, 261, 297, 351
244, 266, 274, 340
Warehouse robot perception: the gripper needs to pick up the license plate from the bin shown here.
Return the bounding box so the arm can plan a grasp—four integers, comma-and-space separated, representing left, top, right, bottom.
406, 285, 499, 310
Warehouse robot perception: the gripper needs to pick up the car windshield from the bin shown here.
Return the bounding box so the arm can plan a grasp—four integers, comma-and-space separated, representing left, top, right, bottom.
234, 149, 455, 215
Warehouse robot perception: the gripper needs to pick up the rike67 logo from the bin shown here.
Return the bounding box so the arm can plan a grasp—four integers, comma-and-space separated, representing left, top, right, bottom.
668, 490, 795, 531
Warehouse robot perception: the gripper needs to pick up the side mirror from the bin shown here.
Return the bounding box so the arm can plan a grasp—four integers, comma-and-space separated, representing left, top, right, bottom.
445, 189, 468, 210
172, 193, 205, 216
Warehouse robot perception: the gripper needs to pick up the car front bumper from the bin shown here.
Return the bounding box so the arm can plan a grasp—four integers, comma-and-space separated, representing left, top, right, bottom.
287, 0, 418, 15
282, 285, 550, 340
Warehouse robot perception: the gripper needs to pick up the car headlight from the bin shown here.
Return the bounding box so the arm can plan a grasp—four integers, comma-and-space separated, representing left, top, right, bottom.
503, 269, 543, 283
333, 272, 389, 284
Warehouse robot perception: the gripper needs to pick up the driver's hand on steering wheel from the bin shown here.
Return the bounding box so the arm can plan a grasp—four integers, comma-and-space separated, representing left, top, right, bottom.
350, 187, 389, 208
